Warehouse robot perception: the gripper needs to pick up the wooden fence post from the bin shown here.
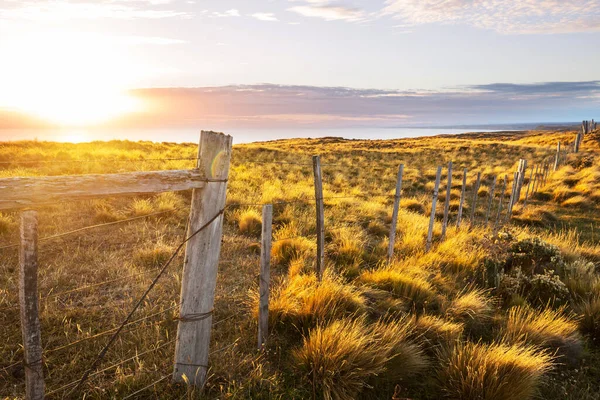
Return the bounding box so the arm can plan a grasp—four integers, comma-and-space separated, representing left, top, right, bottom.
313, 155, 325, 281
469, 172, 481, 225
516, 159, 527, 203
19, 210, 45, 400
173, 131, 232, 387
441, 161, 452, 240
258, 205, 273, 350
531, 164, 540, 194
426, 166, 442, 252
506, 172, 519, 222
456, 168, 467, 228
554, 142, 561, 171
523, 167, 534, 207
484, 175, 497, 225
387, 164, 404, 262
493, 175, 508, 234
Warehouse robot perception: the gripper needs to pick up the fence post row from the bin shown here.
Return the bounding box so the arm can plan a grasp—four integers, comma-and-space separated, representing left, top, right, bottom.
426, 166, 442, 252
456, 168, 468, 228
312, 155, 325, 281
484, 175, 497, 225
19, 210, 45, 400
258, 205, 273, 350
469, 172, 481, 225
387, 164, 404, 262
441, 161, 453, 240
173, 131, 233, 387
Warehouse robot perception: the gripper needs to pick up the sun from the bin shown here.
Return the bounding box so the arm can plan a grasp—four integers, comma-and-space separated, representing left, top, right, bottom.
0, 30, 144, 126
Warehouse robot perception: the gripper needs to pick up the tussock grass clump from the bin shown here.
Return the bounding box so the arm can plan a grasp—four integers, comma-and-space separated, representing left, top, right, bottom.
293, 316, 427, 400
154, 192, 181, 212
268, 273, 366, 330
237, 208, 262, 236
328, 226, 366, 266
360, 266, 437, 308
271, 237, 313, 267
414, 315, 464, 350
578, 296, 600, 343
130, 198, 154, 216
446, 289, 493, 322
0, 213, 14, 234
401, 198, 426, 214
438, 341, 553, 400
561, 195, 592, 209
133, 244, 174, 268
505, 306, 581, 361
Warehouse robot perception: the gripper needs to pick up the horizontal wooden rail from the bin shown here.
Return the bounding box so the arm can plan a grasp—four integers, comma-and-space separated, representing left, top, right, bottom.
0, 169, 206, 210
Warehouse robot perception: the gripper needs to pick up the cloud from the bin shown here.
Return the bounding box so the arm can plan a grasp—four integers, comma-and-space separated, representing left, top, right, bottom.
3, 81, 598, 129
382, 0, 600, 34
289, 4, 365, 21
211, 9, 240, 18
0, 0, 191, 21
250, 12, 278, 22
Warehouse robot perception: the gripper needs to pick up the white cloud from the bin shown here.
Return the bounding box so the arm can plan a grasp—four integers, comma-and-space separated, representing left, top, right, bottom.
251, 12, 278, 21
289, 4, 365, 22
211, 9, 240, 18
382, 0, 600, 34
0, 0, 191, 21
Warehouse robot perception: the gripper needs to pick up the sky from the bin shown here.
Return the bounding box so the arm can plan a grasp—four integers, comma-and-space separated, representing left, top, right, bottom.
0, 0, 599, 131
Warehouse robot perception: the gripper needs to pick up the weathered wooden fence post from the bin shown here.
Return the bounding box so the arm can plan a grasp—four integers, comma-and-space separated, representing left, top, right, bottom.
173, 131, 232, 387
387, 164, 404, 262
515, 159, 527, 202
441, 161, 452, 240
456, 168, 467, 228
19, 210, 45, 400
523, 167, 534, 207
484, 175, 497, 225
506, 172, 519, 222
554, 142, 561, 171
493, 175, 508, 234
531, 164, 540, 194
469, 172, 481, 225
258, 204, 273, 350
426, 166, 442, 252
313, 155, 325, 281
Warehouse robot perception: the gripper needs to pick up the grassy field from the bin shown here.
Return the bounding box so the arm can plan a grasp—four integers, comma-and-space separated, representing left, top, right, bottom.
1, 129, 600, 399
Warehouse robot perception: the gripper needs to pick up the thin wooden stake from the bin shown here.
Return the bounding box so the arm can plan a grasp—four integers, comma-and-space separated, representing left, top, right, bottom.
173, 131, 232, 387
441, 161, 452, 240
469, 172, 481, 225
493, 175, 508, 234
426, 166, 442, 252
258, 204, 273, 350
523, 167, 534, 207
313, 155, 325, 280
506, 172, 519, 222
531, 164, 540, 194
456, 168, 467, 228
387, 164, 404, 262
554, 142, 561, 171
484, 175, 497, 225
19, 210, 45, 400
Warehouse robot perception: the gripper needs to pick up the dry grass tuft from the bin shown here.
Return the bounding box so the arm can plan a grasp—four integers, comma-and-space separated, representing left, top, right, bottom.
360, 266, 437, 308
133, 244, 174, 268
237, 208, 262, 236
505, 306, 581, 361
438, 341, 553, 400
293, 316, 427, 400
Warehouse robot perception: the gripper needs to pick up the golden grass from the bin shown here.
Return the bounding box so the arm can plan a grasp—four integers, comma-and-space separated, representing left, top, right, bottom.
293, 316, 427, 400
439, 341, 553, 400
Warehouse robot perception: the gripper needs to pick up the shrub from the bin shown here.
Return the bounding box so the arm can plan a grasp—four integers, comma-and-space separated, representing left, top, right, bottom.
293, 316, 426, 400
507, 237, 565, 276
438, 341, 553, 400
237, 208, 262, 236
504, 306, 581, 362
268, 273, 366, 330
